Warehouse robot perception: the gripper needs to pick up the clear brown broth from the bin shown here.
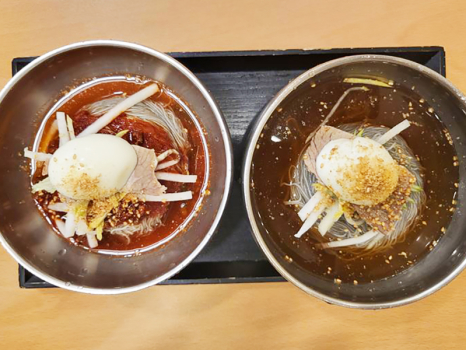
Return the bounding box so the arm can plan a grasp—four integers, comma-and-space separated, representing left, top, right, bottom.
251, 77, 459, 284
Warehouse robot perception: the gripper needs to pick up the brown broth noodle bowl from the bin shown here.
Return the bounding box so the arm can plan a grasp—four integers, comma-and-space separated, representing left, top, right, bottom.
285, 123, 426, 253
252, 77, 458, 283
27, 78, 207, 252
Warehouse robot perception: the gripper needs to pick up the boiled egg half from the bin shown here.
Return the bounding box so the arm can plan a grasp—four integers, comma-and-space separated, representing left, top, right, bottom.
48, 134, 137, 200
316, 137, 399, 206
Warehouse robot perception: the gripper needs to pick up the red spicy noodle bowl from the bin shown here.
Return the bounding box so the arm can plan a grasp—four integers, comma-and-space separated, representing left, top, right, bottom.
25, 76, 208, 253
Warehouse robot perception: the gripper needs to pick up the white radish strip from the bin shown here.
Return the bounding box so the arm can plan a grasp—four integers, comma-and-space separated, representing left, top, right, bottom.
87, 232, 98, 248
77, 84, 159, 138
155, 172, 197, 183
55, 219, 66, 236
156, 159, 180, 171
31, 177, 56, 193
48, 202, 69, 212
24, 148, 52, 162
66, 115, 75, 139
318, 202, 342, 236
64, 211, 76, 238
295, 204, 327, 238
156, 149, 179, 162
76, 219, 89, 236
377, 120, 411, 145
298, 191, 324, 221
141, 191, 193, 202
56, 112, 70, 146
322, 230, 379, 249
50, 120, 59, 133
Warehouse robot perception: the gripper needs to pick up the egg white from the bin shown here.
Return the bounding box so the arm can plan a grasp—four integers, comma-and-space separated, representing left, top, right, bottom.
316, 137, 397, 205
48, 134, 137, 200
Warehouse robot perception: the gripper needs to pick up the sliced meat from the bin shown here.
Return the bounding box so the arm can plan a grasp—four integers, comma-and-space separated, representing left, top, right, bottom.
303, 126, 353, 176
353, 166, 416, 234
123, 145, 166, 196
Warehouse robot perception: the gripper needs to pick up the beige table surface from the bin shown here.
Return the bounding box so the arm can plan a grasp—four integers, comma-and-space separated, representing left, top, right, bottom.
2, 0, 466, 349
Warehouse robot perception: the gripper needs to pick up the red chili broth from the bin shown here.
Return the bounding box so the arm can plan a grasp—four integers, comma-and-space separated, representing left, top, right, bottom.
34, 78, 207, 252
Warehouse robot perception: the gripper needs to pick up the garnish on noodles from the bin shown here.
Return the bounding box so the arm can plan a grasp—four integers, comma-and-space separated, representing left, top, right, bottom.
286, 87, 424, 250
24, 80, 207, 250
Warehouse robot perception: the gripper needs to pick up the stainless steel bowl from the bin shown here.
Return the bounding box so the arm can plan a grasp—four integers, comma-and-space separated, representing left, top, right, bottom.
0, 40, 233, 294
243, 55, 466, 309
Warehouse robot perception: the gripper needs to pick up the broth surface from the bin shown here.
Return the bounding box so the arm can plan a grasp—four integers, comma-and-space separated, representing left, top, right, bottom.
251, 77, 459, 284
33, 77, 208, 253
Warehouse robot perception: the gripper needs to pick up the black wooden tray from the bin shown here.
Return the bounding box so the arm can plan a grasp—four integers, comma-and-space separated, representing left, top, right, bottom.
16, 46, 446, 288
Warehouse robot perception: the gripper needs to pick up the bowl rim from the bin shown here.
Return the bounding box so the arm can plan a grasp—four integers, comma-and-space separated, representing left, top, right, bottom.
0, 39, 233, 294
242, 53, 466, 309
